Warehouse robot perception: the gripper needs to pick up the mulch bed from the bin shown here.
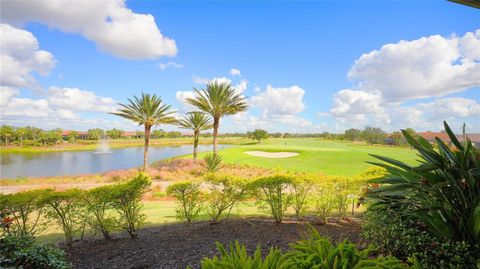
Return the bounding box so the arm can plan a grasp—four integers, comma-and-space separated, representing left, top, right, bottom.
67, 217, 365, 269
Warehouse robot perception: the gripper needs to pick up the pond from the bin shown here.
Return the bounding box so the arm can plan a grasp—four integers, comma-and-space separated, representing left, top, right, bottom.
0, 144, 229, 178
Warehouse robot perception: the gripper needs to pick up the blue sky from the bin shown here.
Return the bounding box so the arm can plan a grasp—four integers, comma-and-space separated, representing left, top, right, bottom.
1, 1, 479, 133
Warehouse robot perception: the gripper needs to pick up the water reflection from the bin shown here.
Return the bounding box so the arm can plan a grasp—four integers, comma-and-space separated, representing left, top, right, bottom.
0, 144, 228, 178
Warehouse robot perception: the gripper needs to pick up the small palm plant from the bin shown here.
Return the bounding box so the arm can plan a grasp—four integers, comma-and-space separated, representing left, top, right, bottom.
111, 93, 176, 170
177, 112, 213, 162
204, 154, 222, 174
186, 81, 247, 156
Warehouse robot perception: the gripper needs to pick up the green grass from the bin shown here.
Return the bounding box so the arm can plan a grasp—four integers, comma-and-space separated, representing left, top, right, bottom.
195, 138, 417, 176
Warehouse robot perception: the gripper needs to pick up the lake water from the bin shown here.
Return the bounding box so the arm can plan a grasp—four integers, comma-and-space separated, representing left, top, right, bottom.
0, 144, 229, 178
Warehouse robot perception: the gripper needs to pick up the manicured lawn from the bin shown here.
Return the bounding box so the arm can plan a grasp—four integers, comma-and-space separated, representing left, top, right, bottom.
195, 138, 418, 176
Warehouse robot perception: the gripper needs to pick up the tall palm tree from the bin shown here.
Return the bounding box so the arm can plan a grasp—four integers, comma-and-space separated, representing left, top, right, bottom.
186, 82, 247, 155
111, 93, 176, 170
177, 112, 213, 162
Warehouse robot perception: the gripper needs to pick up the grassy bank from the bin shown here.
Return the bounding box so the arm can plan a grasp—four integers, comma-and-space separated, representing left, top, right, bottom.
0, 136, 251, 153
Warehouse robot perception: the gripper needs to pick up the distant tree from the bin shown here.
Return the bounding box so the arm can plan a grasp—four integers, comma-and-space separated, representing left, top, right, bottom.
390, 131, 406, 145
111, 93, 176, 170
362, 127, 387, 144
15, 127, 28, 146
67, 131, 79, 143
135, 130, 145, 138
186, 81, 248, 156
26, 126, 42, 140
152, 129, 166, 139
106, 129, 124, 139
177, 112, 213, 161
403, 128, 419, 139
271, 132, 283, 138
165, 131, 182, 138
247, 129, 268, 143
344, 128, 362, 141
0, 125, 15, 147
47, 129, 63, 144
88, 128, 105, 141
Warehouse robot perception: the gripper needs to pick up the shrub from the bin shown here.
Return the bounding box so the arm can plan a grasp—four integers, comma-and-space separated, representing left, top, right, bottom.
290, 175, 315, 219
313, 182, 336, 224
0, 235, 70, 269
366, 121, 480, 246
363, 206, 477, 268
252, 175, 294, 224
167, 180, 203, 224
110, 173, 151, 238
204, 154, 222, 174
329, 176, 351, 218
82, 185, 118, 240
41, 188, 83, 247
200, 241, 286, 269
0, 189, 51, 238
204, 174, 249, 223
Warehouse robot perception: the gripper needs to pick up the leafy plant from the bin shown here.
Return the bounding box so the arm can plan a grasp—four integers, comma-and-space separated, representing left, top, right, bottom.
290, 175, 315, 219
41, 188, 83, 247
313, 182, 336, 224
204, 174, 249, 223
204, 154, 222, 174
284, 227, 407, 269
167, 180, 203, 224
82, 185, 118, 240
252, 175, 294, 224
363, 206, 477, 268
0, 189, 51, 238
200, 241, 286, 269
110, 173, 151, 238
366, 121, 480, 246
0, 235, 70, 269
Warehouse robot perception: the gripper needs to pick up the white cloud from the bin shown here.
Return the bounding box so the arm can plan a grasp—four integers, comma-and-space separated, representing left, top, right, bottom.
175, 90, 196, 112
158, 61, 183, 70
329, 30, 480, 131
229, 68, 241, 76
1, 0, 177, 59
0, 24, 56, 88
251, 85, 305, 116
348, 30, 480, 102
47, 87, 117, 113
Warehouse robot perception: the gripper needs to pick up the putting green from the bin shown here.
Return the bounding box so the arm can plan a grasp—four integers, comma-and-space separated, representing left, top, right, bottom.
196, 138, 417, 176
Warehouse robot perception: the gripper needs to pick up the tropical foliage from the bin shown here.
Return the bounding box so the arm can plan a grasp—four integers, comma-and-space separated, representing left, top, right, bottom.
167, 180, 203, 224
186, 81, 247, 155
177, 111, 212, 161
111, 93, 176, 169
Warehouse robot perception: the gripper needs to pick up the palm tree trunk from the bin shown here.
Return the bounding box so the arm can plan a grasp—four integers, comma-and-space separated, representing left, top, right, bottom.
193, 130, 199, 162
144, 125, 151, 170
213, 118, 219, 156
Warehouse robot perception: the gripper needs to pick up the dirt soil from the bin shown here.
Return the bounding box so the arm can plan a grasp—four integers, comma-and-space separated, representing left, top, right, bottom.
67, 217, 365, 269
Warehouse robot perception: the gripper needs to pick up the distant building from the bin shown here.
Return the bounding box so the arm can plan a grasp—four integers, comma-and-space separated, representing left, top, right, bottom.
121, 131, 142, 139
419, 131, 480, 148
62, 130, 88, 140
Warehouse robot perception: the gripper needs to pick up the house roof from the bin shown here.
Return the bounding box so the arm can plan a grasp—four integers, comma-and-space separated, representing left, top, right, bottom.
419, 131, 480, 143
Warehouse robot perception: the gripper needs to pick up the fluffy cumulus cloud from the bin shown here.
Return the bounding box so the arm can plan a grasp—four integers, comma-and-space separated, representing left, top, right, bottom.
329, 30, 480, 131
0, 87, 118, 124
1, 0, 177, 59
0, 24, 56, 89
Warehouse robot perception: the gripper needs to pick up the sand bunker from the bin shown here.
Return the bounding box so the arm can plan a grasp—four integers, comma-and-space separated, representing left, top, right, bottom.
244, 151, 299, 158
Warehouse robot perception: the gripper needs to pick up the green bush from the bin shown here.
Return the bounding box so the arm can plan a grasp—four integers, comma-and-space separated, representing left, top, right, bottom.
0, 235, 70, 269
41, 189, 83, 247
200, 241, 286, 269
252, 175, 294, 224
313, 182, 336, 224
110, 173, 151, 238
363, 206, 477, 268
290, 176, 315, 219
167, 180, 203, 224
204, 174, 249, 223
0, 189, 51, 238
82, 185, 118, 240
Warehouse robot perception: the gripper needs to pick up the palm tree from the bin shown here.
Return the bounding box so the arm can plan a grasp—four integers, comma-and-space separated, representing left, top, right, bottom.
186, 82, 247, 155
111, 93, 176, 170
177, 112, 213, 161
